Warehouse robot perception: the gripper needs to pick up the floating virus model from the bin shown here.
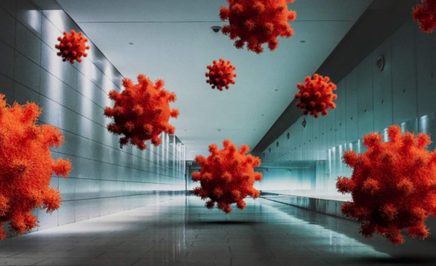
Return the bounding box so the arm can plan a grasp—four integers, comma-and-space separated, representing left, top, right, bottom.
0, 94, 71, 239
55, 29, 90, 64
336, 125, 436, 244
294, 74, 337, 118
220, 0, 297, 53
413, 0, 436, 33
192, 140, 263, 213
205, 59, 237, 91
104, 75, 179, 150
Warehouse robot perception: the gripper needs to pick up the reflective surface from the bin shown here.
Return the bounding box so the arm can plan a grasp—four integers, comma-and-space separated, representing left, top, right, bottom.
1, 196, 435, 266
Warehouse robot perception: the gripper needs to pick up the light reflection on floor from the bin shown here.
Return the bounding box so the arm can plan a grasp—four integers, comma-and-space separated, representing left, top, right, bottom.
0, 196, 434, 265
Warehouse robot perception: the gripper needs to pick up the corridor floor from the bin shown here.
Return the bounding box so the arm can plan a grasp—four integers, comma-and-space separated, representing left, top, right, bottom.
0, 196, 435, 266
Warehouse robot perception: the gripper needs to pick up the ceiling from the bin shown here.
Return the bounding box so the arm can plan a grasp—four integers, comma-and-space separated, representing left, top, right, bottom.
57, 0, 372, 159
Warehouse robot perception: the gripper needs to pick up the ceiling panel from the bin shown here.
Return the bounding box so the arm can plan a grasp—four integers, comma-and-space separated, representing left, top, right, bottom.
57, 0, 372, 159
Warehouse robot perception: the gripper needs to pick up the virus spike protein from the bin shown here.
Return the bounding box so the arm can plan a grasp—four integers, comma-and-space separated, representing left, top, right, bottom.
220, 0, 297, 53
294, 74, 337, 118
192, 140, 263, 213
205, 59, 237, 91
413, 0, 436, 33
336, 125, 436, 244
55, 29, 90, 64
0, 94, 71, 239
104, 74, 179, 150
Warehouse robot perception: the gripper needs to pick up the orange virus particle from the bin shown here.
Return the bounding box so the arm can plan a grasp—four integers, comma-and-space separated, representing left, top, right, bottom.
413, 0, 436, 33
192, 140, 263, 213
55, 29, 90, 64
0, 94, 71, 239
220, 0, 297, 53
104, 75, 179, 150
336, 125, 436, 244
295, 74, 337, 118
205, 59, 237, 91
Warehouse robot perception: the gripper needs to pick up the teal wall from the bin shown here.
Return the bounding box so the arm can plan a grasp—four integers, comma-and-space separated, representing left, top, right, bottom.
260, 19, 436, 198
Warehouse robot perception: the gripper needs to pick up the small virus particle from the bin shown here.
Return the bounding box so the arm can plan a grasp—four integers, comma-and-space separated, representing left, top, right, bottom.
336, 125, 436, 244
55, 29, 90, 64
192, 140, 263, 213
0, 94, 71, 239
294, 74, 337, 118
104, 75, 179, 150
413, 0, 436, 33
220, 0, 297, 53
206, 59, 237, 91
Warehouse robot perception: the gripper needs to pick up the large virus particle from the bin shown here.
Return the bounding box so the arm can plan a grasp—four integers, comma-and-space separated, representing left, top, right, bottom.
220, 0, 297, 53
55, 29, 90, 64
0, 94, 71, 239
294, 74, 337, 118
413, 0, 436, 33
104, 75, 179, 150
192, 140, 263, 213
336, 125, 436, 244
205, 59, 237, 91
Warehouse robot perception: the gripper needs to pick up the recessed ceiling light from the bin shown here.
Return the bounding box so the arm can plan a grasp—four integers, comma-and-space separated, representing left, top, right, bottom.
211, 25, 222, 33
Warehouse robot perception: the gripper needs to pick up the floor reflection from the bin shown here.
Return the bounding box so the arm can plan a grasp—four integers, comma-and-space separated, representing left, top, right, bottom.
0, 196, 434, 265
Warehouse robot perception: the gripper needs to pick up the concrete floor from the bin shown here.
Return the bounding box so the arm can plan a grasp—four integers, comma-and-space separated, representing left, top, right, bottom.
0, 196, 435, 266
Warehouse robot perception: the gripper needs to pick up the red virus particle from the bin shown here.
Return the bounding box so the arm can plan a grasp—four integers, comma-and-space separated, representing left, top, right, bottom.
55, 29, 90, 64
104, 75, 179, 150
220, 0, 297, 53
205, 59, 237, 91
192, 140, 263, 213
413, 0, 436, 33
294, 74, 337, 118
336, 125, 436, 244
0, 94, 71, 239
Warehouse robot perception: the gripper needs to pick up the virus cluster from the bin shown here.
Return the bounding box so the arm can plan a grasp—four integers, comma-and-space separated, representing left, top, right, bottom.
0, 94, 71, 239
206, 59, 237, 91
104, 75, 179, 150
413, 0, 436, 33
192, 140, 263, 213
337, 125, 436, 244
55, 29, 90, 64
220, 0, 297, 53
294, 74, 337, 118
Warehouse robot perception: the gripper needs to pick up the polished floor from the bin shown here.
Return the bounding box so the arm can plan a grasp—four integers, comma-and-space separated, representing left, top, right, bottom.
0, 196, 435, 266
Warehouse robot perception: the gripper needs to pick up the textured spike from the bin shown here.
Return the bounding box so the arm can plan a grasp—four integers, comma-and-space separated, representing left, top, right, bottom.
192, 139, 262, 214
0, 94, 70, 239
55, 29, 90, 64
220, 0, 296, 53
105, 74, 178, 150
336, 125, 436, 244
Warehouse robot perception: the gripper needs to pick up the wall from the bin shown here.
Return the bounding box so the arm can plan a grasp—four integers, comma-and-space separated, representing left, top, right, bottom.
0, 0, 186, 233
259, 19, 436, 198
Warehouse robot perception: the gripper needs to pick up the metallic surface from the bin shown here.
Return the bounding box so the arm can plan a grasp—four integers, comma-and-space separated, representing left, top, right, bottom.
4, 196, 436, 266
0, 0, 186, 233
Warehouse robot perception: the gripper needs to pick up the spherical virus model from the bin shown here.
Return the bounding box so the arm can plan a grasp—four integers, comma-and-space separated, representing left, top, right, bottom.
295, 74, 337, 118
192, 140, 263, 213
104, 75, 179, 150
220, 0, 297, 53
206, 59, 237, 91
413, 0, 436, 33
336, 125, 436, 244
0, 94, 71, 239
55, 29, 90, 64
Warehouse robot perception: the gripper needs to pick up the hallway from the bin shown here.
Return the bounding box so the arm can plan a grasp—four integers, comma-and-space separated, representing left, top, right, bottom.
1, 196, 434, 266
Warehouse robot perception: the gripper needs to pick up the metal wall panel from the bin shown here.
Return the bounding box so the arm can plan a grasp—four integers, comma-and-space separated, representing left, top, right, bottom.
261, 19, 436, 198
0, 0, 186, 233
